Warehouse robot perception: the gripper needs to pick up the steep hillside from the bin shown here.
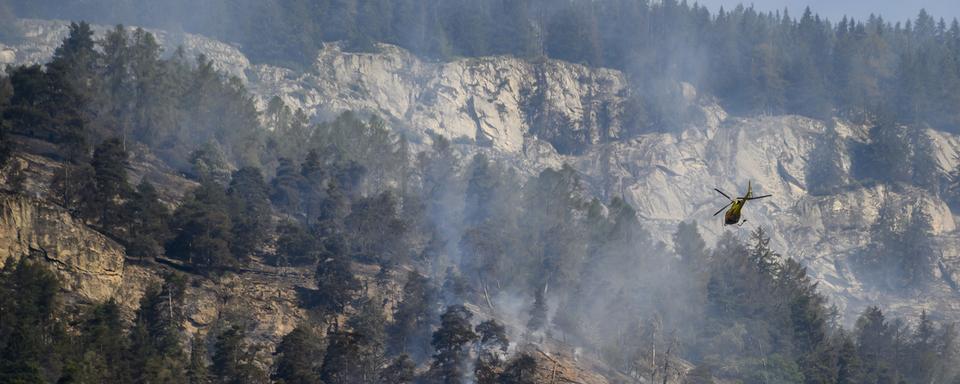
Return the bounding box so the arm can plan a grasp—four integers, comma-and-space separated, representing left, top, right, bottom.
5, 17, 958, 326
4, 17, 960, 383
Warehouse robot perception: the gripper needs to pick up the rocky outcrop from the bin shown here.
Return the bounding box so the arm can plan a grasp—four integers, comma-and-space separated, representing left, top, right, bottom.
248, 43, 631, 153
6, 19, 250, 80
576, 112, 960, 323
0, 193, 125, 303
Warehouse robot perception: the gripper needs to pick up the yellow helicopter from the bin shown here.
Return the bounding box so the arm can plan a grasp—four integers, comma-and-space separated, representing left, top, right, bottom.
712, 181, 771, 226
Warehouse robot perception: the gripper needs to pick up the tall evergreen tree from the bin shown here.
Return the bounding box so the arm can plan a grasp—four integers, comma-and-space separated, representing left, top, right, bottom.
210, 325, 267, 384
124, 181, 171, 259
0, 258, 65, 383
427, 305, 478, 384
83, 138, 133, 230
313, 236, 359, 313
388, 271, 438, 360
166, 181, 234, 273
272, 325, 323, 384
227, 166, 272, 261
187, 332, 210, 384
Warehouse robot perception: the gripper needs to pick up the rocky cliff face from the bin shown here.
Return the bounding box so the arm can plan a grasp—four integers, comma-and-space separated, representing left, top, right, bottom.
0, 193, 125, 303
0, 190, 313, 357
248, 43, 632, 154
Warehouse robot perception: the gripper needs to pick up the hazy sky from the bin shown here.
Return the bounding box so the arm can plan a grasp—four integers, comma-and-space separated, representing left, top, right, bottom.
694, 1, 960, 23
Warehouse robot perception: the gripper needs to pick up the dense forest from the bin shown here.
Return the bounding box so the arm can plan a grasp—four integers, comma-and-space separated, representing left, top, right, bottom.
0, 19, 959, 383
4, 0, 960, 133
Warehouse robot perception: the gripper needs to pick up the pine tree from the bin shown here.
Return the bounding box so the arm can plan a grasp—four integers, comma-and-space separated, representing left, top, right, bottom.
901, 204, 936, 288
187, 333, 209, 384
189, 143, 231, 185
526, 287, 547, 333
227, 166, 272, 261
388, 271, 438, 360
46, 21, 100, 121
749, 227, 780, 277
428, 305, 478, 384
271, 157, 306, 216
380, 354, 416, 384
856, 306, 894, 383
0, 258, 65, 383
313, 236, 359, 313
836, 331, 864, 384
76, 299, 131, 383
475, 319, 509, 384
910, 127, 941, 194
272, 325, 323, 384
211, 325, 267, 384
857, 118, 911, 183
907, 310, 938, 383
342, 298, 388, 383
273, 221, 321, 267
673, 220, 708, 268
318, 331, 366, 384
129, 273, 188, 382
124, 181, 171, 259
166, 181, 234, 273
463, 153, 499, 226
86, 138, 132, 231
345, 191, 407, 263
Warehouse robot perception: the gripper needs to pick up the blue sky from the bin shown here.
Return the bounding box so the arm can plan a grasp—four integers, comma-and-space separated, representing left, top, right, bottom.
693, 0, 960, 23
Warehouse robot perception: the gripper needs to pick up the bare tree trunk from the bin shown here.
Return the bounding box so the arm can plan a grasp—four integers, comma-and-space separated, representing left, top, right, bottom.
662, 333, 677, 384
479, 273, 495, 311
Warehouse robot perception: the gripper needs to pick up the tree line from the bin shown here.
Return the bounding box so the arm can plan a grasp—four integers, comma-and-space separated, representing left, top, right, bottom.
6, 0, 960, 133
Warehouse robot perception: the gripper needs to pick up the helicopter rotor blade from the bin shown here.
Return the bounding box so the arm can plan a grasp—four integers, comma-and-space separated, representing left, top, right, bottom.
713, 188, 733, 201
746, 194, 772, 200
713, 201, 733, 216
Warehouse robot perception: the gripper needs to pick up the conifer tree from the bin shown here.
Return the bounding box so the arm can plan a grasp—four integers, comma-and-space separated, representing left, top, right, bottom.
380, 354, 416, 384
526, 287, 547, 333
313, 236, 359, 313
388, 271, 438, 360
475, 319, 509, 384
187, 332, 209, 384
166, 181, 234, 273
227, 166, 272, 261
87, 138, 132, 230
428, 305, 478, 384
211, 325, 267, 384
272, 325, 323, 384
125, 181, 171, 259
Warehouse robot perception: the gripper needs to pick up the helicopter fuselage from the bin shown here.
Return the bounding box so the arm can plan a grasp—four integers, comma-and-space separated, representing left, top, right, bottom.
724, 199, 746, 225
